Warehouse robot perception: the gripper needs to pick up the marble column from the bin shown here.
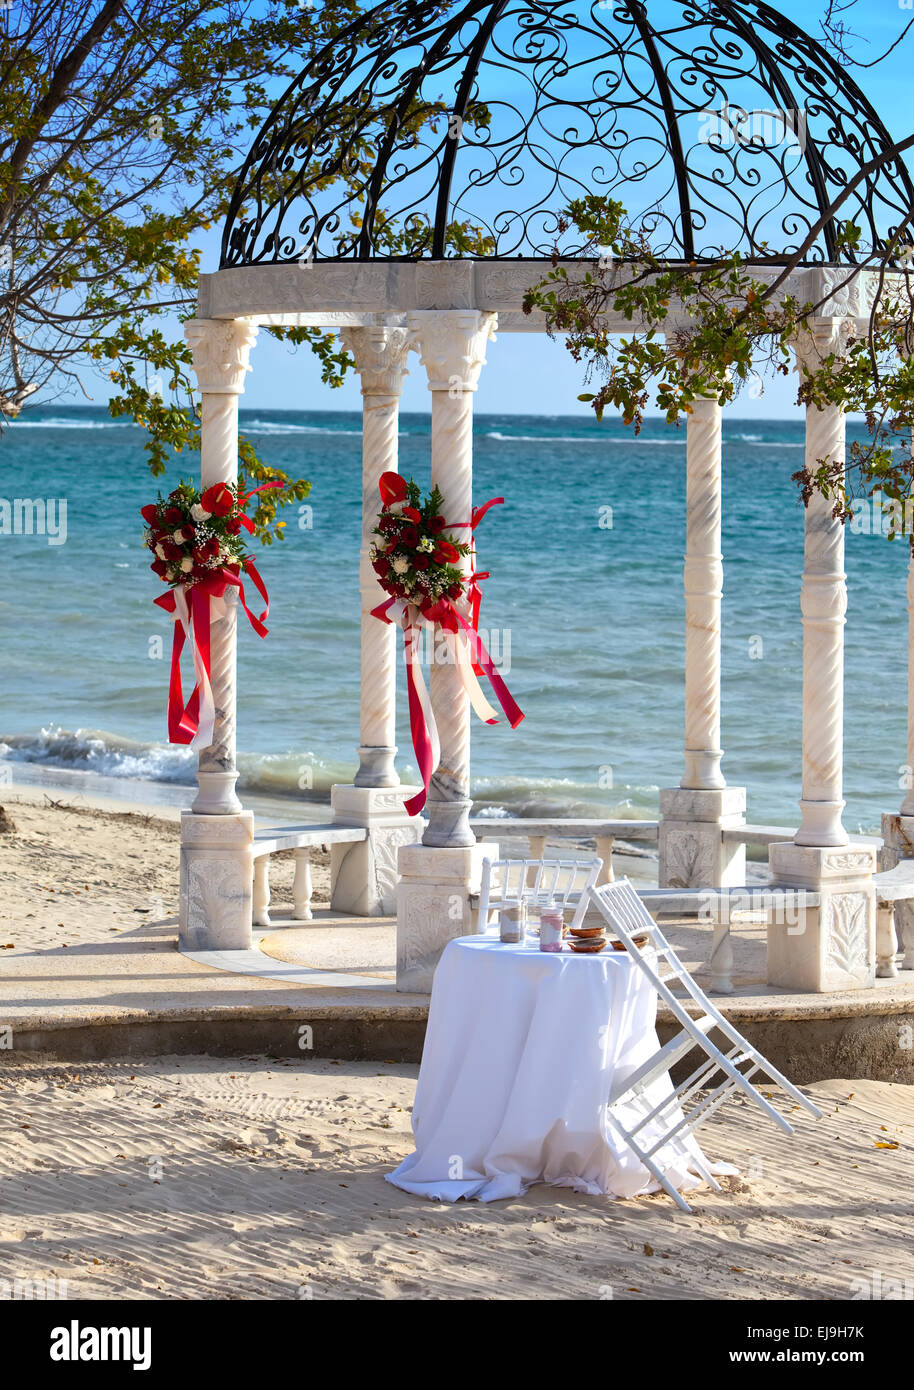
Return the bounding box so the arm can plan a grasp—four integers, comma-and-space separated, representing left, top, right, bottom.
407, 309, 497, 848
395, 309, 499, 990
178, 317, 258, 951
659, 389, 746, 889
330, 326, 422, 916
880, 436, 914, 972
343, 325, 409, 788
769, 320, 876, 990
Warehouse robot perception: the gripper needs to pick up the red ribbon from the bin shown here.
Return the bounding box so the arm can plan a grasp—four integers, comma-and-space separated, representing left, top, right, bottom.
372, 591, 524, 816
233, 480, 285, 534
154, 562, 270, 746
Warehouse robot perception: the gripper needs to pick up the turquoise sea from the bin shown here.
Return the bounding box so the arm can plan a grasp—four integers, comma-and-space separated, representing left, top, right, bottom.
0, 405, 907, 834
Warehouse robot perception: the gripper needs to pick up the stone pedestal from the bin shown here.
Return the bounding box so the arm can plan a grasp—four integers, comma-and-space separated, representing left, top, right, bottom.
881, 813, 914, 970
396, 840, 499, 992
767, 841, 876, 991
658, 787, 747, 889
179, 810, 254, 950
330, 784, 424, 916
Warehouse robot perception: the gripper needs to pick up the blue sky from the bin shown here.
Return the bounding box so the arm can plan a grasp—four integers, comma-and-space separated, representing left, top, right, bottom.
75, 0, 914, 420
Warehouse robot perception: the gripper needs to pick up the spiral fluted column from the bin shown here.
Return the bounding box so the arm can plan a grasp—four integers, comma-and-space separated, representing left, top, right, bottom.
407, 309, 497, 848
658, 380, 745, 894
768, 314, 875, 993
184, 318, 258, 815
880, 428, 914, 974
794, 320, 849, 847
342, 326, 410, 787
682, 393, 726, 790
902, 550, 914, 818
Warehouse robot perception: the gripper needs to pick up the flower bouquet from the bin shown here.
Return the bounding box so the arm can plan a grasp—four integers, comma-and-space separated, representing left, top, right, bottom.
142, 478, 278, 748
369, 471, 523, 816
370, 474, 470, 616
141, 480, 255, 588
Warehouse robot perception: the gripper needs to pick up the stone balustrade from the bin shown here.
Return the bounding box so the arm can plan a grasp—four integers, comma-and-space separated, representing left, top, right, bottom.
250, 824, 367, 929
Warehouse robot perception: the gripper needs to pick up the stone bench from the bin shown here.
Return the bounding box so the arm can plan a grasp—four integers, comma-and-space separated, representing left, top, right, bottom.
638, 886, 821, 995
873, 861, 914, 978
469, 817, 659, 884
251, 823, 367, 927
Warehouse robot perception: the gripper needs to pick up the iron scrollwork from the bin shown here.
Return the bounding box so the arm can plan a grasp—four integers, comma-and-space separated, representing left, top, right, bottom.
221, 0, 914, 268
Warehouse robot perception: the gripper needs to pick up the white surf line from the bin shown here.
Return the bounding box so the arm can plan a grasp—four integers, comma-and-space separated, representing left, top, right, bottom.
179, 941, 395, 990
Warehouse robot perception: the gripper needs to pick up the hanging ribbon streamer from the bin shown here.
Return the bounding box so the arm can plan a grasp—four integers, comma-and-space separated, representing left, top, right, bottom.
154, 562, 270, 748
371, 490, 523, 816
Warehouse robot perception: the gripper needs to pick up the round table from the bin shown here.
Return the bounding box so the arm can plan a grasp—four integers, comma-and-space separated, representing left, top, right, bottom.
387, 934, 724, 1203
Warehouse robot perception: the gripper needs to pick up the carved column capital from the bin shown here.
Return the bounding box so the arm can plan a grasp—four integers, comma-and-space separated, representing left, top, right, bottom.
185, 318, 258, 395
406, 309, 497, 392
793, 316, 852, 377
341, 325, 410, 397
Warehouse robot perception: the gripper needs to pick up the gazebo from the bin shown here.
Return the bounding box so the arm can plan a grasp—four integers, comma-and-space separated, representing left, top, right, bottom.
178, 0, 914, 995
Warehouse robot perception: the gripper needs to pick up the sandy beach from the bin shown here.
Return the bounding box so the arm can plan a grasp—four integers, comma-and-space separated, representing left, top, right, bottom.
0, 788, 333, 956
1, 789, 913, 1301
1, 1050, 912, 1301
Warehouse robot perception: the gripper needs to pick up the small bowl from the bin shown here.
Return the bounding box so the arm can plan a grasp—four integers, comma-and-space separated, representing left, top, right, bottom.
569, 937, 607, 954
569, 925, 605, 939
609, 933, 650, 951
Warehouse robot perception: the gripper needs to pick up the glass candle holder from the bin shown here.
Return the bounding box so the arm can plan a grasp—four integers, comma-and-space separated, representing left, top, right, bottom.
499, 903, 525, 943
539, 907, 564, 952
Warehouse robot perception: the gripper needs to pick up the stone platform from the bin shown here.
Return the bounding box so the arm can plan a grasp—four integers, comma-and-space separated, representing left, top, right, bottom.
3, 906, 914, 1081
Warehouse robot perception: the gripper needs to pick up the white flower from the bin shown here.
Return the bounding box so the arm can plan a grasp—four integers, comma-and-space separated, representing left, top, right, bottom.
180, 556, 193, 573
155, 543, 167, 560
391, 555, 409, 575
172, 528, 186, 543
418, 537, 434, 552
191, 503, 212, 523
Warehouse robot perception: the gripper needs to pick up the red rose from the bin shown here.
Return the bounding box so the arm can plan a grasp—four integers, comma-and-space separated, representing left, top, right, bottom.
173, 524, 195, 543
372, 558, 389, 578
200, 482, 235, 517
224, 516, 243, 535
163, 506, 183, 525
379, 472, 407, 506
379, 515, 398, 533
401, 505, 422, 523
194, 540, 219, 564
401, 525, 418, 548
150, 558, 168, 578
429, 515, 447, 533
433, 540, 460, 564
162, 539, 182, 562
447, 582, 463, 599
140, 503, 159, 525
413, 554, 430, 571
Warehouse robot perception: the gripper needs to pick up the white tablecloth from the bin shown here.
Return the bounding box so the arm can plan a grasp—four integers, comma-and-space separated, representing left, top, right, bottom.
388, 935, 731, 1203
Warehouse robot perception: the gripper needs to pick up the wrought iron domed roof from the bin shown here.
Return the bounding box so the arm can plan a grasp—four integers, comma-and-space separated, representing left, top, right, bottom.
221, 0, 914, 268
